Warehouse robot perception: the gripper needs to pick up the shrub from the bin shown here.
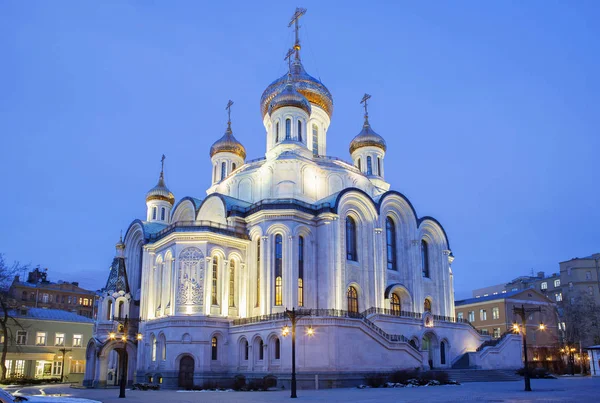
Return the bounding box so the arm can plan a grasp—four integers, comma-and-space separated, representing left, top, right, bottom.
517, 367, 553, 379
424, 371, 449, 383
364, 373, 387, 388
131, 383, 160, 391
191, 384, 203, 391
389, 369, 420, 384
247, 378, 264, 391
263, 374, 277, 389
233, 374, 246, 391
0, 378, 61, 386
203, 380, 218, 390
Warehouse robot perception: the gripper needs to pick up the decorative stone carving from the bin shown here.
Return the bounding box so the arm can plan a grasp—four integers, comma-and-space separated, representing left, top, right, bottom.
176, 247, 205, 308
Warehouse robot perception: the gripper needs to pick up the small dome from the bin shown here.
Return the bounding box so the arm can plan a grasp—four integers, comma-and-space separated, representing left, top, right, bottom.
349, 116, 387, 154
146, 173, 175, 205
261, 61, 332, 118
268, 80, 312, 116
209, 124, 246, 160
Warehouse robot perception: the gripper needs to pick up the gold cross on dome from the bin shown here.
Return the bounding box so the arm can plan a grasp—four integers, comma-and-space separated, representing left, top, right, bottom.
225, 100, 234, 124
360, 93, 372, 117
289, 7, 307, 60
160, 154, 166, 174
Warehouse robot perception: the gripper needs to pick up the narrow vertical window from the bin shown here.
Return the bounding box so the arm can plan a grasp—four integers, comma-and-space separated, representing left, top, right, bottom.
377, 157, 381, 176
212, 257, 219, 305
298, 236, 304, 307
274, 338, 281, 359
312, 124, 318, 156
285, 118, 291, 140
232, 163, 236, 172
229, 260, 235, 308
390, 293, 401, 315
106, 300, 112, 320
366, 156, 372, 175
275, 234, 283, 306
152, 207, 157, 220
259, 340, 264, 360
213, 164, 217, 182
275, 122, 280, 143
347, 286, 358, 314
346, 217, 357, 261
297, 120, 303, 142
161, 207, 166, 221
211, 337, 218, 360
221, 162, 226, 180
386, 217, 397, 270
244, 340, 249, 360
357, 158, 361, 171
256, 239, 260, 308
152, 337, 157, 361
421, 240, 430, 278
440, 341, 446, 365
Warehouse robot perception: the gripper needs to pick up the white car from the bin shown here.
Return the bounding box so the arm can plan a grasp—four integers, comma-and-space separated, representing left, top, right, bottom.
0, 390, 101, 403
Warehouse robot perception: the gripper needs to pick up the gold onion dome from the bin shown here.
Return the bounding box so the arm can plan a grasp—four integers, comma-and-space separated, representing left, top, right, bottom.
268, 79, 312, 116
261, 61, 333, 118
146, 172, 175, 205
349, 116, 387, 154
209, 123, 247, 160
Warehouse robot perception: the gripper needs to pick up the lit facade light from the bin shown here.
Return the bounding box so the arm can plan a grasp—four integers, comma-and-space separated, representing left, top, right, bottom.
512, 323, 520, 332
539, 322, 545, 330
137, 333, 143, 341
121, 335, 127, 342
109, 332, 116, 340
282, 326, 290, 336
306, 326, 314, 337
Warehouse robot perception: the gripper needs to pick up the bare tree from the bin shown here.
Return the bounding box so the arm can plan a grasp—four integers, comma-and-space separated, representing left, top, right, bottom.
0, 254, 28, 380
562, 293, 600, 347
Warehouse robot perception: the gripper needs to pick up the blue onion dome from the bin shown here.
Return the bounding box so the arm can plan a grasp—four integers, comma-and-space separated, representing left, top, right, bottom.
268, 79, 312, 116
209, 123, 247, 160
146, 172, 175, 205
261, 61, 333, 118
349, 115, 387, 154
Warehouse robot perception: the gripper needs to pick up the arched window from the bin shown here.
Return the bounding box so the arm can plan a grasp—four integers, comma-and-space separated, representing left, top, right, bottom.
213, 164, 217, 182
440, 341, 446, 365
312, 124, 318, 156
160, 207, 165, 221
424, 298, 432, 312
211, 337, 218, 360
347, 286, 359, 314
106, 300, 112, 320
151, 336, 157, 361
161, 335, 167, 361
298, 120, 303, 142
275, 122, 280, 143
256, 239, 261, 308
386, 216, 397, 270
221, 162, 226, 180
275, 234, 283, 306
421, 240, 430, 278
366, 156, 372, 175
357, 158, 361, 171
285, 118, 291, 140
298, 236, 304, 307
346, 217, 357, 261
118, 300, 124, 318
229, 260, 235, 308
152, 207, 157, 220
212, 257, 219, 306
259, 339, 264, 360
232, 163, 236, 172
377, 157, 382, 176
244, 340, 249, 360
390, 293, 401, 315
274, 338, 281, 360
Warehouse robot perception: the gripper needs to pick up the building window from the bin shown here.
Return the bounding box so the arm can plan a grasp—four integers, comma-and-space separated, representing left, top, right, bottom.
285, 118, 291, 140
275, 122, 280, 142
16, 331, 26, 345
152, 337, 157, 361
481, 329, 489, 336
357, 158, 361, 171
554, 279, 561, 287
21, 291, 27, 301
556, 292, 563, 302
152, 207, 157, 220
480, 309, 487, 321
211, 337, 218, 360
346, 216, 357, 261
390, 293, 401, 315
4, 360, 11, 377
42, 293, 49, 303
52, 361, 62, 376
366, 156, 372, 175
221, 162, 226, 180
212, 257, 219, 306
232, 163, 236, 171
421, 240, 430, 278
377, 157, 381, 176
468, 311, 475, 322
275, 234, 283, 306
312, 124, 318, 156
70, 360, 84, 373
424, 298, 432, 312
256, 239, 261, 308
244, 340, 249, 360
588, 286, 594, 296
259, 340, 264, 360
14, 360, 25, 377
35, 332, 46, 346
457, 312, 464, 320
73, 334, 82, 347
493, 328, 501, 338
492, 307, 500, 320
440, 341, 446, 365
541, 282, 547, 290
386, 216, 397, 270
586, 271, 592, 280
297, 120, 303, 142
161, 207, 165, 221
569, 282, 573, 289
229, 260, 236, 308
298, 236, 304, 307
347, 286, 358, 314
274, 338, 281, 360
55, 333, 65, 346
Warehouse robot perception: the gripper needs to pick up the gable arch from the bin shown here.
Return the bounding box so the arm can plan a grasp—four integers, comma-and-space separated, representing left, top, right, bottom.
266, 223, 291, 237
208, 247, 226, 260
171, 198, 197, 223
197, 194, 228, 224
333, 188, 378, 220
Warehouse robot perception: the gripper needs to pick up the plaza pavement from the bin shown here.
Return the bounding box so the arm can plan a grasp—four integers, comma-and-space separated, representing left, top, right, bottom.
3, 377, 599, 403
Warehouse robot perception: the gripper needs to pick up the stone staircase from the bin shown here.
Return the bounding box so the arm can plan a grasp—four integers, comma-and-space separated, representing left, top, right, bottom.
434, 369, 520, 383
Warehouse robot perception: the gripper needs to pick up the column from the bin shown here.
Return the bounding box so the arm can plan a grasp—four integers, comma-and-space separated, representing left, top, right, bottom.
260, 236, 268, 315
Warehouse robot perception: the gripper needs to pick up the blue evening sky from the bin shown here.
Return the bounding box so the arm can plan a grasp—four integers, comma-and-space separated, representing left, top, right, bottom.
1, 1, 598, 298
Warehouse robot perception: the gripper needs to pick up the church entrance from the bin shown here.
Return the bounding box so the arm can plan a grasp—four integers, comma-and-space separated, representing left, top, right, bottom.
178, 356, 194, 388
422, 332, 439, 369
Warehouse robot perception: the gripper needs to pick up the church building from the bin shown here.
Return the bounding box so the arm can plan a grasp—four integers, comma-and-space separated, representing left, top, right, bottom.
84, 9, 521, 389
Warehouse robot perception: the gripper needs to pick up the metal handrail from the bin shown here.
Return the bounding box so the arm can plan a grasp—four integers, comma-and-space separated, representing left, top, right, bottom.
147, 220, 249, 241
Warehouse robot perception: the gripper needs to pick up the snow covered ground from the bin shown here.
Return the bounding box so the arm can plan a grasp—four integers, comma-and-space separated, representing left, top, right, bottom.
3, 377, 599, 403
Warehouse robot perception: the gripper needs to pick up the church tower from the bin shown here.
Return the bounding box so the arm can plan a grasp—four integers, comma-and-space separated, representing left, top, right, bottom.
145, 155, 175, 223
209, 100, 246, 184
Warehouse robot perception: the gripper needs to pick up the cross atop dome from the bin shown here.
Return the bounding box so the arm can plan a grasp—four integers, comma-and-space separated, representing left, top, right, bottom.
289, 7, 307, 61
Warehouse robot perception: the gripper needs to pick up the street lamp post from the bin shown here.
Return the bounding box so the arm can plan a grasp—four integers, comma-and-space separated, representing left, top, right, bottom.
57, 348, 72, 383
108, 317, 142, 399
512, 304, 544, 392
282, 308, 312, 399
